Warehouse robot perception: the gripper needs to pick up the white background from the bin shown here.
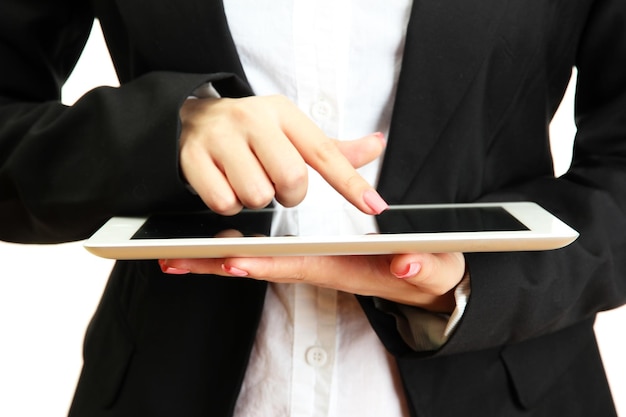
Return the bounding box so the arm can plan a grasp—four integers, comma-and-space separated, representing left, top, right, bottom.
0, 21, 624, 416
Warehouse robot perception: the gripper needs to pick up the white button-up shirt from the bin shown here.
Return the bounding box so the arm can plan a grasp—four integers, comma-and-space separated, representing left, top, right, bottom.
221, 1, 457, 416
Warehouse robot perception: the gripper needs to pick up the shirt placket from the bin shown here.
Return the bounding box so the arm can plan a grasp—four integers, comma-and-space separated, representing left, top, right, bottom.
290, 1, 351, 417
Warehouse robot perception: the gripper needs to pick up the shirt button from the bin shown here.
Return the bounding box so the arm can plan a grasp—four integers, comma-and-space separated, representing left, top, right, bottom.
305, 346, 328, 367
310, 100, 332, 121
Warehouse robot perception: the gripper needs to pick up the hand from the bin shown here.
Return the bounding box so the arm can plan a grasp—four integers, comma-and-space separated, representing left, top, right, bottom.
179, 95, 389, 215
159, 252, 466, 313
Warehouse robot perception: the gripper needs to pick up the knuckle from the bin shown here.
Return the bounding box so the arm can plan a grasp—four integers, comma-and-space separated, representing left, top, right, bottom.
228, 100, 260, 126
287, 258, 309, 281
239, 187, 275, 209
267, 94, 291, 107
286, 271, 307, 282
180, 138, 207, 160
205, 193, 243, 216
275, 193, 305, 208
342, 172, 365, 191
237, 95, 285, 116
263, 153, 309, 206
313, 139, 340, 165
275, 165, 308, 192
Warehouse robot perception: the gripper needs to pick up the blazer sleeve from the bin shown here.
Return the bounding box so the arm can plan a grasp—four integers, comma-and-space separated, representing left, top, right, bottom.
446, 0, 626, 356
0, 2, 246, 243
359, 0, 626, 358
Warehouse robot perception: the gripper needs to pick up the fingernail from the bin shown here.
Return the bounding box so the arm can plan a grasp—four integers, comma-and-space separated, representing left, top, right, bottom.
221, 264, 249, 277
363, 189, 389, 214
159, 259, 190, 275
394, 262, 421, 279
163, 267, 191, 275
373, 132, 387, 147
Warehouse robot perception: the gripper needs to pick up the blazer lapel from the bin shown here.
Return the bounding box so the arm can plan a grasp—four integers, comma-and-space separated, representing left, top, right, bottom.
378, 0, 509, 203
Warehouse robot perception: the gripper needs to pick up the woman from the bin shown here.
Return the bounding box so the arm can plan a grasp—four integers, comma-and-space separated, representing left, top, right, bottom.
1, 1, 625, 416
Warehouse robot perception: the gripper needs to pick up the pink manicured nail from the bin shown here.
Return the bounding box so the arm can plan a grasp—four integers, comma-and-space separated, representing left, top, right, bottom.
159, 259, 190, 275
394, 262, 421, 279
373, 132, 387, 147
163, 266, 191, 275
222, 264, 249, 277
363, 189, 389, 214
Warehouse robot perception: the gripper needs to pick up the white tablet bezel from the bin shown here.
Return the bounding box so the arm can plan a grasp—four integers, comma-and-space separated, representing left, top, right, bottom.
83, 202, 579, 260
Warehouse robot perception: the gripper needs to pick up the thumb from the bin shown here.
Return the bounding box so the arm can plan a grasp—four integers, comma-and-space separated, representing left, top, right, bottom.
335, 132, 386, 168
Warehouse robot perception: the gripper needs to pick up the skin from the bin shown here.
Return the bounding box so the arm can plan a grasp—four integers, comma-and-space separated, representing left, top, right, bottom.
161, 95, 465, 314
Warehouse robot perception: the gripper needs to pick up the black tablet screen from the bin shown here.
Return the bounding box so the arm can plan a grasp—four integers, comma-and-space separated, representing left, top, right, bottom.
131, 206, 528, 240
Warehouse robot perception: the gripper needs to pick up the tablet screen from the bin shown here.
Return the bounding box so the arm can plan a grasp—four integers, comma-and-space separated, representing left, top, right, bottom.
131, 206, 528, 240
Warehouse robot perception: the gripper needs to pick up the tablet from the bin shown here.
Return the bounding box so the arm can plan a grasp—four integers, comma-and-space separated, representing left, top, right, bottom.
83, 202, 579, 259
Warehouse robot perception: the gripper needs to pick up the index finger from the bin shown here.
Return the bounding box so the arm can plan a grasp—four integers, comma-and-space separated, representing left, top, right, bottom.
276, 99, 389, 214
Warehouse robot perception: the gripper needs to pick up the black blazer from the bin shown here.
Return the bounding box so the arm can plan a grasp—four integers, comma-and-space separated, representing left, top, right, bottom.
1, 0, 625, 416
